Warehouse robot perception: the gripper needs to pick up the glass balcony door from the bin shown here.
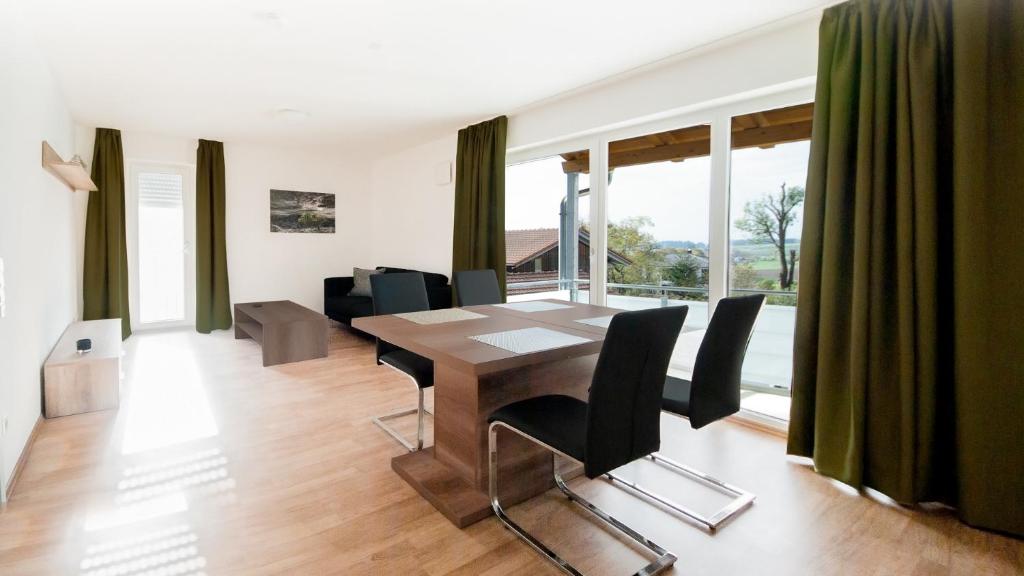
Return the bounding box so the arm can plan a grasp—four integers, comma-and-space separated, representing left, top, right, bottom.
505, 150, 590, 303
727, 102, 813, 420
602, 123, 712, 374
505, 84, 816, 424
129, 163, 196, 329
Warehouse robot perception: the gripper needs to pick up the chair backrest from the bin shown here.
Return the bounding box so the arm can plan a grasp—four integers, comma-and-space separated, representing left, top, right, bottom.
453, 269, 502, 306
584, 306, 687, 478
370, 272, 430, 359
686, 294, 765, 429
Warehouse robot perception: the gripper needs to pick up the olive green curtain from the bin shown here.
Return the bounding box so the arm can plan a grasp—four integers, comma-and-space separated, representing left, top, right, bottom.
452, 116, 507, 301
789, 0, 1023, 537
82, 128, 131, 340
195, 139, 232, 333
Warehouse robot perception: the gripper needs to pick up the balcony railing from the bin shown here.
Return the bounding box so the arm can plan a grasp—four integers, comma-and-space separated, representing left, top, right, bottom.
505, 279, 795, 397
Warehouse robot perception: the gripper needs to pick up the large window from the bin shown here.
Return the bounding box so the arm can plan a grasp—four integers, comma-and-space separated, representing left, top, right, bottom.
728, 102, 813, 419
602, 124, 712, 374
604, 124, 711, 328
505, 88, 815, 424
505, 151, 590, 303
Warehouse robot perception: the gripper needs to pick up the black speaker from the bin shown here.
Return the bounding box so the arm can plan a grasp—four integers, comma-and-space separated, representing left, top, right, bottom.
76, 338, 92, 354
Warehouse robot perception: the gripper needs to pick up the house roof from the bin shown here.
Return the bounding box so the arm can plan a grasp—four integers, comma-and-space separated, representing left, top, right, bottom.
506, 229, 559, 266
505, 228, 630, 267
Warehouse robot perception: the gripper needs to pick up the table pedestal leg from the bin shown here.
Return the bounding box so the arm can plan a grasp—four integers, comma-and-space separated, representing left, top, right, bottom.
391, 355, 596, 527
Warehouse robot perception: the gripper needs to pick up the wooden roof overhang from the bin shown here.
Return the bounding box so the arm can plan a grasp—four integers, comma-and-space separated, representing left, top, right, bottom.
560, 102, 813, 174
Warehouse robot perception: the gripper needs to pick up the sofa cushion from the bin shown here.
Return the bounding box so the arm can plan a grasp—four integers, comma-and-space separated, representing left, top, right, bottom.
350, 267, 380, 297
325, 295, 373, 321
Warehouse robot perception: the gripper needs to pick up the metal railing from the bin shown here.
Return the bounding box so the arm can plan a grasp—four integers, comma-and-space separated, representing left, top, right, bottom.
506, 280, 798, 307
506, 278, 587, 289
730, 287, 798, 297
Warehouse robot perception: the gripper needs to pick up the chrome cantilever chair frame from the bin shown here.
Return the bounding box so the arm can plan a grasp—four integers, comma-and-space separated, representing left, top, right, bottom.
603, 295, 765, 532
488, 421, 677, 576
371, 362, 433, 452
604, 450, 755, 533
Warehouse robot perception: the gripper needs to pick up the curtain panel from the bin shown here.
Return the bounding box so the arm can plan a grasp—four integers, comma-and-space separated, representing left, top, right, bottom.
789, 0, 1023, 536
451, 116, 508, 302
195, 139, 232, 333
82, 128, 131, 339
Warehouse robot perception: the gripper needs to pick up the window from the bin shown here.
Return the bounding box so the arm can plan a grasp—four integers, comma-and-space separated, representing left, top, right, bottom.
728, 102, 813, 420
505, 151, 590, 303
133, 166, 192, 326
602, 124, 712, 374
604, 124, 711, 328
506, 85, 815, 424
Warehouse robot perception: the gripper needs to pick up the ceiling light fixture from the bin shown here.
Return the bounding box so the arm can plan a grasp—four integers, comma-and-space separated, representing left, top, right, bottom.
273, 108, 310, 122
252, 10, 286, 29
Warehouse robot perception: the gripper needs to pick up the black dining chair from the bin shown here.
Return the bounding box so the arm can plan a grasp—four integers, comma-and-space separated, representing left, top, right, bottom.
605, 294, 766, 532
369, 272, 434, 452
488, 306, 688, 576
453, 269, 502, 307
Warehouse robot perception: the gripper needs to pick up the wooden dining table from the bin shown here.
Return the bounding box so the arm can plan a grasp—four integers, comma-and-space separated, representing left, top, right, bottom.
352, 299, 623, 528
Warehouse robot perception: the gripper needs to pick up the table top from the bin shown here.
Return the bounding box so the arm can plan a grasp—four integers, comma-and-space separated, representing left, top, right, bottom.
46, 319, 122, 366
235, 300, 326, 325
352, 299, 624, 375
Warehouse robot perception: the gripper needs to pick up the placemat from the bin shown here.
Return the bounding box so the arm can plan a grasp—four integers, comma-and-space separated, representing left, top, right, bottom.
493, 301, 573, 313
394, 308, 488, 325
574, 315, 615, 328
470, 327, 591, 354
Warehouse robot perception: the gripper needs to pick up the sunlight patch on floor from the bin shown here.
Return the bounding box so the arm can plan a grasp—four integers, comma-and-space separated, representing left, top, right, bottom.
121, 333, 219, 455
79, 523, 207, 576
84, 493, 189, 533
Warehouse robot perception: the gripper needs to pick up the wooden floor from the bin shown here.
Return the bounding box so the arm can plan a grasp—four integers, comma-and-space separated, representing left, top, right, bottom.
1, 325, 1020, 575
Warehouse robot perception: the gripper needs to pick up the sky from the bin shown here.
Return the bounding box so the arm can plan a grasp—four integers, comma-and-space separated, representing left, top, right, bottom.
506, 139, 811, 244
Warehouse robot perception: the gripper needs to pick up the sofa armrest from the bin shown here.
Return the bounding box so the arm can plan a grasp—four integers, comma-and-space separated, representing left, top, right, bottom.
325, 277, 355, 299
427, 285, 452, 310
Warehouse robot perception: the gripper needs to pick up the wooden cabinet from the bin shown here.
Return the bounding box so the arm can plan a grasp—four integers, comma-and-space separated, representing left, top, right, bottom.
43, 319, 122, 418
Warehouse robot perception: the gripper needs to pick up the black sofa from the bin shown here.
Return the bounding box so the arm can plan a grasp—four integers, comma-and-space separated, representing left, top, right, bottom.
324, 267, 452, 327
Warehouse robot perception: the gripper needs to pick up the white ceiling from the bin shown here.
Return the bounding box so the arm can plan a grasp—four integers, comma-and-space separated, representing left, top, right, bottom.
23, 0, 833, 152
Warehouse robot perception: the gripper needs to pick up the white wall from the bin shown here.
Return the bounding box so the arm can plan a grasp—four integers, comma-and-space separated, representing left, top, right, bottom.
368, 14, 821, 275
0, 3, 79, 495
369, 135, 457, 276
73, 130, 373, 317
224, 143, 372, 311
506, 13, 820, 149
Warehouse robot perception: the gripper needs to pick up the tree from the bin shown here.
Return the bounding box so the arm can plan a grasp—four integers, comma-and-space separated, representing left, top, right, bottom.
730, 263, 761, 289
736, 182, 805, 290
606, 216, 665, 289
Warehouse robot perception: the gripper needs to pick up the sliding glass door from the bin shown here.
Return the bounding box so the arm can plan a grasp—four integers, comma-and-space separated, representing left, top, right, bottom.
505, 150, 590, 303
505, 87, 815, 423
727, 102, 813, 419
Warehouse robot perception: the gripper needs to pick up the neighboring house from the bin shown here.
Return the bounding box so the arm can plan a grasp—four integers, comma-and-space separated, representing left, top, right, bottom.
662, 250, 710, 280
505, 228, 631, 295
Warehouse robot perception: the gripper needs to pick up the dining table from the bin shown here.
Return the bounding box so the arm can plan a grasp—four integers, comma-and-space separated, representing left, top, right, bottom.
352, 298, 624, 528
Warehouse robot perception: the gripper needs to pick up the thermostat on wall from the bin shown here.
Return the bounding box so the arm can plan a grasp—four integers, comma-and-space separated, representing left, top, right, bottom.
434, 161, 452, 186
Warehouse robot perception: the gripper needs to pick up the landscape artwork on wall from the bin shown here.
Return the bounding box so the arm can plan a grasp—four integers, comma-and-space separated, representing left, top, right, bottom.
270, 189, 336, 233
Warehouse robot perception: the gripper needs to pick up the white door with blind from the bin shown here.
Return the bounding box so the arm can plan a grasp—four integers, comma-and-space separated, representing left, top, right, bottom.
129, 163, 196, 329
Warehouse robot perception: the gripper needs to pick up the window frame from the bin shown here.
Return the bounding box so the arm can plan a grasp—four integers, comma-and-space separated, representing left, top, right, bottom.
506, 80, 816, 430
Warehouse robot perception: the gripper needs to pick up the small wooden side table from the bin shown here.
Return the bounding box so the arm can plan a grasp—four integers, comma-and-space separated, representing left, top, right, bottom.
43, 319, 122, 418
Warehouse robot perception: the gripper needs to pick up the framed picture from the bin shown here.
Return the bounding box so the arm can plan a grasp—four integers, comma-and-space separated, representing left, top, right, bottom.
270, 189, 335, 233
